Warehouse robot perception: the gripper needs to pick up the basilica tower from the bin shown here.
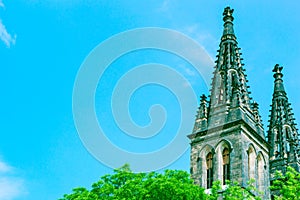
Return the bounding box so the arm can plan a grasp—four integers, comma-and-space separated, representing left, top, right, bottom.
188, 7, 270, 199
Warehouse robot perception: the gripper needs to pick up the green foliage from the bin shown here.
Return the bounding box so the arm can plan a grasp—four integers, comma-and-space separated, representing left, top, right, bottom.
60, 164, 206, 200
60, 164, 268, 200
223, 179, 262, 200
206, 180, 222, 200
271, 166, 300, 200
60, 164, 300, 199
204, 179, 261, 200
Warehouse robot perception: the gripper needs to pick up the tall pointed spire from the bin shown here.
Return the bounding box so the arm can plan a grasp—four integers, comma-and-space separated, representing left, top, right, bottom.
268, 64, 300, 177
189, 8, 270, 198
192, 7, 264, 138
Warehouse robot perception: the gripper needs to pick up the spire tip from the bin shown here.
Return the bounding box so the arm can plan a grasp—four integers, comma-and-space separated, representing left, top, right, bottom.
273, 64, 283, 79
222, 7, 236, 40
223, 7, 234, 23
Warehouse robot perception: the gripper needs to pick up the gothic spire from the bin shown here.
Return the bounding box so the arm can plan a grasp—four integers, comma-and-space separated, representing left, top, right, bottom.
268, 64, 300, 174
210, 7, 252, 109
192, 7, 264, 138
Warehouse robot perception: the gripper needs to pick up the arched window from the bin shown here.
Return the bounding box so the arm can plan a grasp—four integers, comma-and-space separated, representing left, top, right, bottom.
222, 148, 230, 184
206, 152, 213, 188
257, 154, 265, 192
248, 146, 256, 180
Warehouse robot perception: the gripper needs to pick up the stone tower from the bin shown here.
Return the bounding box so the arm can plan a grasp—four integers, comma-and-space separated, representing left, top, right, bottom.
188, 7, 270, 198
267, 64, 300, 180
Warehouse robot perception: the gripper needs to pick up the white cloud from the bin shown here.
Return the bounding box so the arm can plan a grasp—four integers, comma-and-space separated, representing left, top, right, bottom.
0, 178, 24, 200
0, 21, 16, 47
0, 160, 26, 200
0, 161, 11, 173
0, 1, 16, 47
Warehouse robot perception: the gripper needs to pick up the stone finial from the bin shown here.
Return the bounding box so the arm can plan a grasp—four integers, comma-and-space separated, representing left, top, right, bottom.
272, 64, 286, 95
252, 101, 259, 110
223, 7, 234, 23
222, 7, 236, 40
273, 64, 283, 80
200, 94, 207, 103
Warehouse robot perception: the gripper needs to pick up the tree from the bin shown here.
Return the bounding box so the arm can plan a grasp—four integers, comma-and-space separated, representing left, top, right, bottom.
60, 164, 206, 200
60, 164, 263, 200
271, 166, 300, 200
205, 180, 261, 200
222, 180, 262, 200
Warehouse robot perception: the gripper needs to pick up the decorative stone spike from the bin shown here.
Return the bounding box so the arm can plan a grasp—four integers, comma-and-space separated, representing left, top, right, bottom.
192, 94, 208, 133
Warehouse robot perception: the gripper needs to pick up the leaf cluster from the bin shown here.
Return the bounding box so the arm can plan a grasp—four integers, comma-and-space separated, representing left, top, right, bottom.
60, 164, 268, 200
60, 164, 205, 200
270, 166, 300, 200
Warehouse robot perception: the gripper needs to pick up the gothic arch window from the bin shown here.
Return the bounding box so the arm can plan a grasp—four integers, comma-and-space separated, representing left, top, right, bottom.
215, 139, 232, 184
257, 153, 266, 192
222, 148, 230, 185
199, 145, 215, 189
248, 145, 256, 180
206, 152, 213, 189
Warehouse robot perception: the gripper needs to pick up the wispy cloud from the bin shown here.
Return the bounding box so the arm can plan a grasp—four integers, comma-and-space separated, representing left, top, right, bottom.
157, 0, 170, 12
0, 1, 16, 47
0, 160, 26, 200
182, 24, 218, 59
178, 64, 197, 77
0, 161, 11, 173
0, 21, 16, 47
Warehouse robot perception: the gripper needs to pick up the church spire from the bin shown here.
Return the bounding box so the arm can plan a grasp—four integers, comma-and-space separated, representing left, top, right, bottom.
268, 65, 300, 175
189, 8, 270, 198
209, 7, 252, 109
192, 7, 264, 138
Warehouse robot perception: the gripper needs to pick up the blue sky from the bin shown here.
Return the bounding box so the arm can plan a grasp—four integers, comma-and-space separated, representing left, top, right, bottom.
0, 1, 300, 199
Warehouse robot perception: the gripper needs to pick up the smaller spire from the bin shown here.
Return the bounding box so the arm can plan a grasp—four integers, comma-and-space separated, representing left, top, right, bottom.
252, 101, 263, 125
200, 94, 208, 104
222, 7, 236, 41
268, 64, 300, 176
193, 94, 208, 133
